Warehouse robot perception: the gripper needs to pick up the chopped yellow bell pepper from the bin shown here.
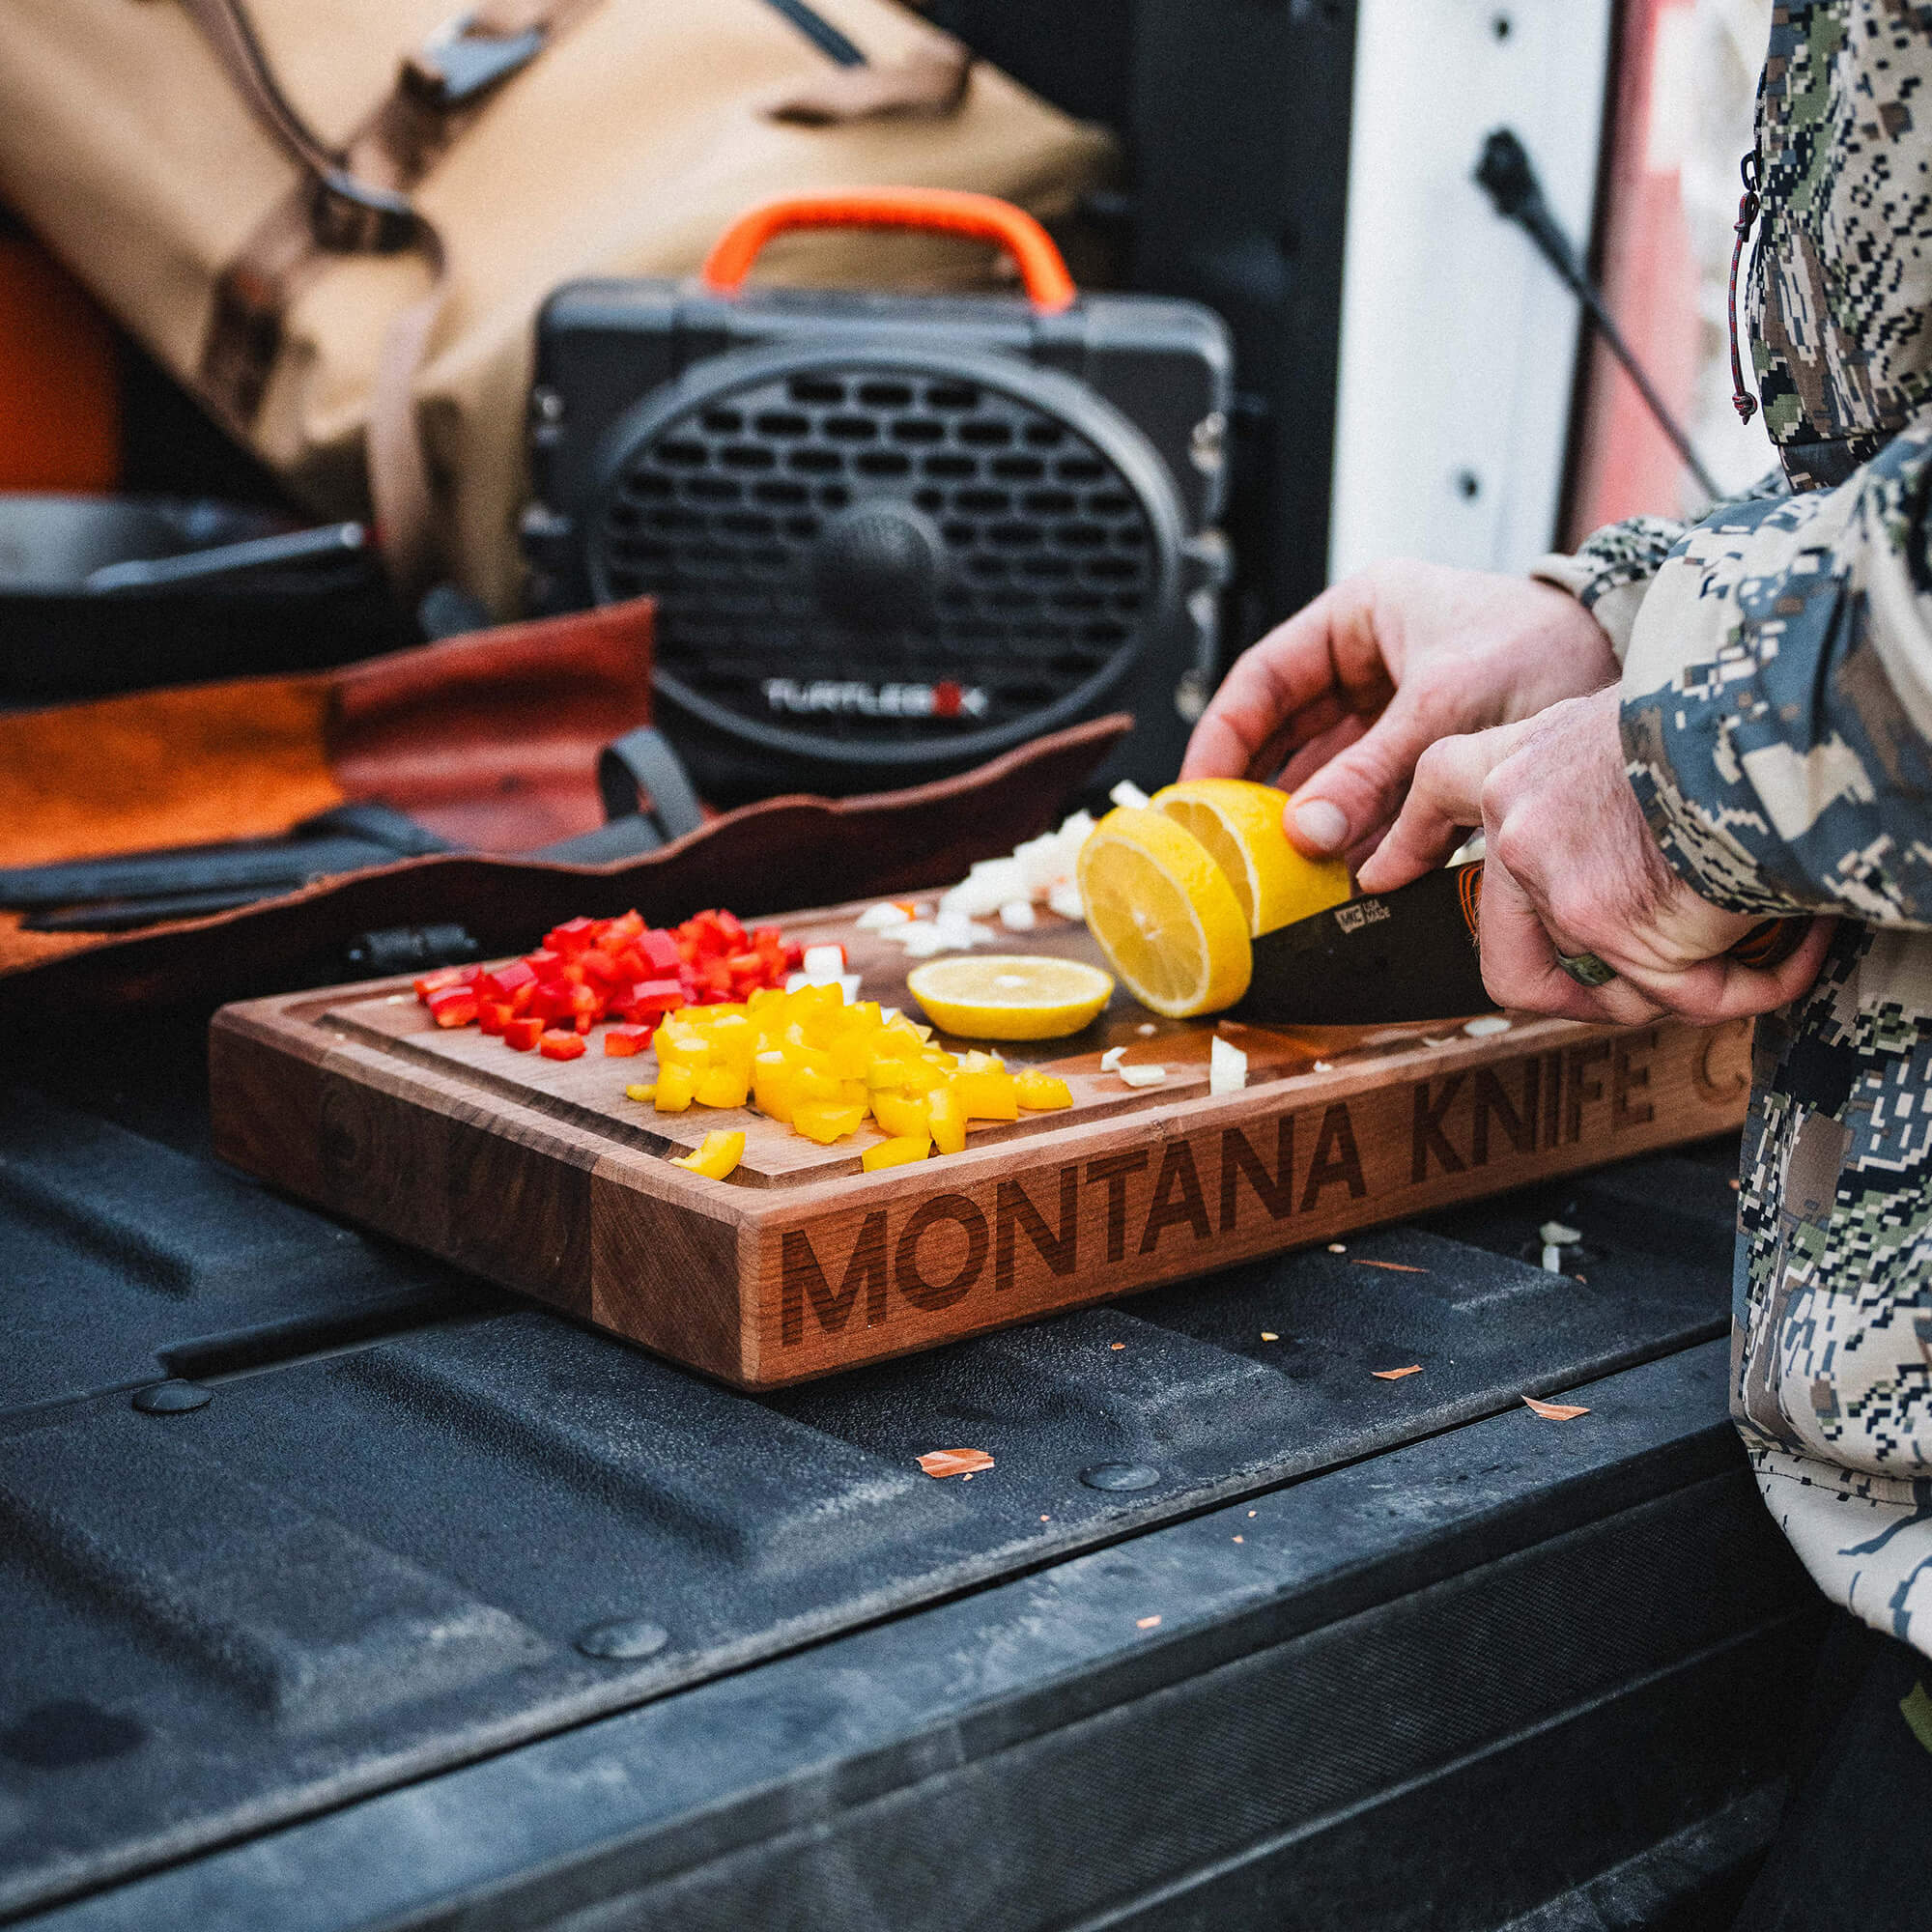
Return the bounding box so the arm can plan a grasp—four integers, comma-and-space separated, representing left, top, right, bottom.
925, 1084, 966, 1154
793, 1099, 867, 1144
694, 1065, 750, 1109
954, 1067, 1019, 1122
624, 1082, 656, 1105
870, 1090, 930, 1140
671, 1128, 745, 1179
751, 1050, 795, 1122
656, 1032, 711, 1075
1014, 1070, 1072, 1110
862, 1133, 932, 1171
653, 1063, 697, 1112
793, 1064, 844, 1105
622, 980, 1082, 1167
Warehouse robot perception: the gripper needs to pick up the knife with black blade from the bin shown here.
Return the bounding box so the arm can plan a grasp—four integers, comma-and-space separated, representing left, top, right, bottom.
1232, 861, 1491, 1027
1231, 859, 1804, 1027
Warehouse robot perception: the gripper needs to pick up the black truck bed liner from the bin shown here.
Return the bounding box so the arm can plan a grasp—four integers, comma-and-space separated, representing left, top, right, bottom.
0, 1014, 1816, 1928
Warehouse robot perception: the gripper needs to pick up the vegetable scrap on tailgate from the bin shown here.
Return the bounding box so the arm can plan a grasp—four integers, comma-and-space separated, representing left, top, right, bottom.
415, 908, 804, 1046
1372, 1365, 1423, 1380
1522, 1396, 1590, 1420
1352, 1259, 1428, 1274
917, 1448, 994, 1478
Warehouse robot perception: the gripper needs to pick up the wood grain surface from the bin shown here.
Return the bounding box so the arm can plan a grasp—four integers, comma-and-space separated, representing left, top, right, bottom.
211, 895, 1755, 1388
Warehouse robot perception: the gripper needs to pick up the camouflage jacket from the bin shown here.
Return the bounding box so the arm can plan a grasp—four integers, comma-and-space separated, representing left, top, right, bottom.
1536, 3, 1932, 1655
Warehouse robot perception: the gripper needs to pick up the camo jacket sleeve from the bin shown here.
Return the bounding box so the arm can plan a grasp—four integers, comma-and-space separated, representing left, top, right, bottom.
1530, 471, 1792, 657
1618, 424, 1932, 924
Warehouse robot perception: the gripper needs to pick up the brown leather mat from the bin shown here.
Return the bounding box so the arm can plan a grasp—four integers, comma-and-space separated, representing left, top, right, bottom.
0, 716, 1126, 1012
0, 584, 1125, 1011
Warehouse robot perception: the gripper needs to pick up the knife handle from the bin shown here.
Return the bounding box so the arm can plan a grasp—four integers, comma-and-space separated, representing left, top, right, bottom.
1453, 860, 1804, 969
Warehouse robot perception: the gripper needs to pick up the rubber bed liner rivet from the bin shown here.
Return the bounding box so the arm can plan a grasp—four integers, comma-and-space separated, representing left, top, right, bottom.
575, 1617, 669, 1662
131, 1379, 213, 1414
1079, 1463, 1161, 1492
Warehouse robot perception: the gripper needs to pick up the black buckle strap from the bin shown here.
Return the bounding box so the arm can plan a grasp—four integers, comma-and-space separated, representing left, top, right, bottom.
597, 726, 706, 843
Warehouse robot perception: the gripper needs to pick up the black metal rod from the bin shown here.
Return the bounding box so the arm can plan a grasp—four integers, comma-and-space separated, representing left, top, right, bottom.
1476, 128, 1721, 505
85, 522, 368, 595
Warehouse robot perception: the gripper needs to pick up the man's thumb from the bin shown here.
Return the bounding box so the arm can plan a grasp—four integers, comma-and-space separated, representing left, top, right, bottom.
1281, 713, 1425, 858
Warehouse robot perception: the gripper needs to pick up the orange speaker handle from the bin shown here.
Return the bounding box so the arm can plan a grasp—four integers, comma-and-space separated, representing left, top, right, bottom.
700, 188, 1077, 313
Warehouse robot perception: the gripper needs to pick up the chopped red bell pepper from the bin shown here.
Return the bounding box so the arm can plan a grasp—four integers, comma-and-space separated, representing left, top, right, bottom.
623, 977, 684, 1016
416, 904, 801, 1052
426, 985, 479, 1028
538, 1029, 586, 1061
413, 965, 472, 1001
546, 917, 598, 955
637, 929, 680, 973
478, 957, 536, 1002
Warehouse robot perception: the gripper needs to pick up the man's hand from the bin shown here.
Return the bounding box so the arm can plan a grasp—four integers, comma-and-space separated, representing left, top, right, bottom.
1357, 689, 1833, 1024
1180, 560, 1619, 863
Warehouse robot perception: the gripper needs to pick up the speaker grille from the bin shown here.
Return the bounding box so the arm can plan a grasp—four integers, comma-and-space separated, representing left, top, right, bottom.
593, 363, 1156, 749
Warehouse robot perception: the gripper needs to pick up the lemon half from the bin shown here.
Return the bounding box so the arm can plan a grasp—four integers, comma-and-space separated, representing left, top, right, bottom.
1150, 779, 1351, 935
906, 954, 1115, 1040
1076, 807, 1252, 1017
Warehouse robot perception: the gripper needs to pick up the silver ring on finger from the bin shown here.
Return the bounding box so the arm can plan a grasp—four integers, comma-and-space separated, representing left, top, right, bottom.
1553, 948, 1617, 988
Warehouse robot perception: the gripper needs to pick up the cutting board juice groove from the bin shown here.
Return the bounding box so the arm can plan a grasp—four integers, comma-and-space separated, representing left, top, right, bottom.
211, 903, 1752, 1387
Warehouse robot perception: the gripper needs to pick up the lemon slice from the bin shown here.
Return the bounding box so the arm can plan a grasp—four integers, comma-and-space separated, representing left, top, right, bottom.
906, 954, 1115, 1040
1149, 778, 1351, 935
1076, 807, 1252, 1017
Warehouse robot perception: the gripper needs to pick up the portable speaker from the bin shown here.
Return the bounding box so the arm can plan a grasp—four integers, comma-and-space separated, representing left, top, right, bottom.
522, 189, 1233, 806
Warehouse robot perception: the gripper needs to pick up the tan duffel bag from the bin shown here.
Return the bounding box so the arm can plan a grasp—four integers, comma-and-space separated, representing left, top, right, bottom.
0, 0, 1115, 612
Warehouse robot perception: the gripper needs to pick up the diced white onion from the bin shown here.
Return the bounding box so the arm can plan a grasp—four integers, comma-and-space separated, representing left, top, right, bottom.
855, 902, 911, 930
1119, 1064, 1167, 1089
1099, 1046, 1126, 1072
1109, 781, 1152, 810
1209, 1036, 1248, 1095
999, 898, 1037, 932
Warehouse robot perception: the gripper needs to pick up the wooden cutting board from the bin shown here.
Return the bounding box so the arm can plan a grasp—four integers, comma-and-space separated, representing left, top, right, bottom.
210, 898, 1753, 1388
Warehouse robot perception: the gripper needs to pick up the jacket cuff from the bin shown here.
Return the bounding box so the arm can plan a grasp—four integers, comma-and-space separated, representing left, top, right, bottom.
1528, 554, 1646, 662
1528, 513, 1689, 663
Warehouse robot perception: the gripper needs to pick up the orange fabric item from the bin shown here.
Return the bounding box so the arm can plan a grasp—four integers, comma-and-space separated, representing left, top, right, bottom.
699, 189, 1076, 311
0, 231, 119, 492
0, 599, 656, 988
0, 598, 659, 873
0, 675, 340, 868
